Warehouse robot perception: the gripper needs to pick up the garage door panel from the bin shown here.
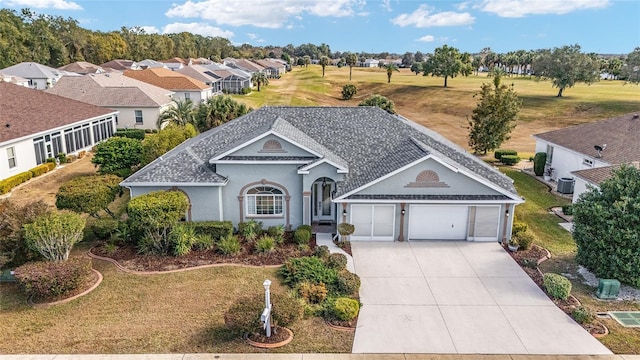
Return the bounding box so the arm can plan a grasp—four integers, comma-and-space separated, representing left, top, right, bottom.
473, 206, 500, 241
373, 205, 394, 238
409, 205, 469, 240
350, 204, 395, 241
351, 205, 373, 237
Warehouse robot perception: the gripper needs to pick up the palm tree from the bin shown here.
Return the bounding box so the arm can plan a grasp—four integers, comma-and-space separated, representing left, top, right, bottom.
319, 56, 330, 77
251, 71, 269, 91
384, 62, 399, 83
303, 55, 311, 68
157, 99, 195, 129
345, 53, 358, 81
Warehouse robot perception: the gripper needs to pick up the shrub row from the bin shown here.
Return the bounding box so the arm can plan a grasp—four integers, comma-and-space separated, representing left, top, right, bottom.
494, 149, 517, 161
192, 221, 233, 241
0, 162, 56, 195
114, 128, 146, 140
500, 155, 521, 165
14, 258, 92, 300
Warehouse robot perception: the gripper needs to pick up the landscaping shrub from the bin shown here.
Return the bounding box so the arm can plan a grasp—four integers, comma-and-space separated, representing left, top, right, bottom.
279, 256, 338, 287
326, 253, 347, 270
255, 235, 276, 254
91, 218, 120, 240
571, 306, 594, 325
298, 281, 328, 304
238, 219, 262, 242
267, 225, 285, 244
217, 234, 241, 255
332, 297, 360, 321
359, 94, 396, 114
533, 152, 547, 176
293, 228, 311, 246
241, 87, 251, 95
169, 223, 197, 256
500, 155, 521, 165
0, 171, 33, 195
494, 149, 517, 161
562, 204, 574, 216
543, 273, 572, 300
341, 84, 357, 100
23, 211, 86, 262
337, 223, 355, 237
114, 128, 145, 140
14, 258, 92, 299
57, 152, 67, 164
191, 221, 233, 241
193, 234, 215, 251
0, 200, 48, 268
297, 224, 312, 234
512, 222, 528, 235
56, 174, 122, 218
92, 136, 142, 176
335, 270, 361, 296
313, 245, 330, 259
224, 292, 303, 334
30, 162, 55, 177
512, 229, 537, 251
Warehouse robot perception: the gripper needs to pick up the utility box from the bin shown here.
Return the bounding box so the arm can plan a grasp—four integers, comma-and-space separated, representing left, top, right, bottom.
557, 177, 575, 194
597, 279, 621, 299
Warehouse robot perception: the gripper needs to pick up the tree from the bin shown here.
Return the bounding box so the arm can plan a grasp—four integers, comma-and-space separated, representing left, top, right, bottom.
251, 71, 269, 91
622, 47, 640, 84
303, 55, 311, 68
341, 84, 357, 100
319, 55, 330, 77
401, 52, 414, 67
55, 175, 122, 219
422, 45, 467, 87
384, 62, 399, 83
141, 124, 197, 166
532, 44, 600, 97
359, 94, 395, 114
410, 62, 422, 75
157, 99, 195, 129
92, 136, 142, 177
573, 165, 640, 287
194, 95, 251, 132
0, 200, 49, 268
414, 51, 424, 63
345, 52, 358, 81
23, 211, 86, 262
468, 72, 521, 154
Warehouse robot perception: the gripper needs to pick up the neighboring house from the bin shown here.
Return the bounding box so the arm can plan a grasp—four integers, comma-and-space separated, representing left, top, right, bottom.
0, 62, 79, 89
121, 107, 523, 242
223, 58, 265, 75
138, 59, 168, 70
252, 59, 286, 78
46, 73, 175, 130
533, 112, 640, 202
59, 61, 104, 75
175, 65, 222, 93
100, 59, 141, 71
0, 72, 29, 87
0, 82, 117, 181
124, 68, 213, 103
358, 59, 380, 67
203, 63, 251, 94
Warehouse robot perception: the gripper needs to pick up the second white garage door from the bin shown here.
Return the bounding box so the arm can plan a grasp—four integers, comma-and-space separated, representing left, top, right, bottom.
408, 205, 469, 240
350, 204, 395, 241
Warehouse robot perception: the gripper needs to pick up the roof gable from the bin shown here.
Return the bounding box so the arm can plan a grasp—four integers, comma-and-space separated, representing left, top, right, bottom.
124, 68, 211, 91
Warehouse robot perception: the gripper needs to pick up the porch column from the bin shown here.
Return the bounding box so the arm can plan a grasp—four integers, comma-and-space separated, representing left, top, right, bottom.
237, 196, 244, 224
302, 191, 311, 226
501, 204, 511, 245
397, 203, 406, 242
285, 195, 291, 229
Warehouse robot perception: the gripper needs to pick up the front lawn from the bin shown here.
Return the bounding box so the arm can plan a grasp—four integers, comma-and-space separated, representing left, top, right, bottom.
0, 252, 353, 354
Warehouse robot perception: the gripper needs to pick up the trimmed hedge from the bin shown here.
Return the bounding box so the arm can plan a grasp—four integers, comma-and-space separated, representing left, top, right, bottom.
512, 229, 537, 251
191, 221, 233, 242
512, 222, 528, 235
500, 155, 521, 165
533, 152, 547, 176
332, 297, 360, 321
543, 273, 572, 300
114, 128, 145, 140
0, 171, 33, 195
14, 258, 92, 299
494, 149, 517, 161
30, 162, 56, 177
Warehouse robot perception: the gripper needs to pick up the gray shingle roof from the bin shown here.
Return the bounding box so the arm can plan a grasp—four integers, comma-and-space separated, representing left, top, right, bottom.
346, 194, 511, 200
122, 106, 518, 196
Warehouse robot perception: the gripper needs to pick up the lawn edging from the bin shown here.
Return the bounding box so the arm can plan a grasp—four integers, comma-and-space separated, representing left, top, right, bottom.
87, 248, 282, 275
29, 268, 103, 308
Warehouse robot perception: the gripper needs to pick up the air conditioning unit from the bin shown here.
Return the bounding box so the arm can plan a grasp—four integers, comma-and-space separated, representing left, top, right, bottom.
557, 177, 575, 194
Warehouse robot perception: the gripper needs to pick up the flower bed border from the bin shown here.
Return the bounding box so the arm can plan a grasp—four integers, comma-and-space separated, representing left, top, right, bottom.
245, 327, 293, 348
29, 268, 102, 308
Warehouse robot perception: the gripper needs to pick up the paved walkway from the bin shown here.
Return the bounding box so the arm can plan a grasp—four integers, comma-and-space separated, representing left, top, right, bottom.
351, 241, 612, 355
1, 355, 639, 360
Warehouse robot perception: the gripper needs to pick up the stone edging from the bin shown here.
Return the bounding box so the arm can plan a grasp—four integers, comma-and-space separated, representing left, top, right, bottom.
245, 327, 293, 348
592, 321, 609, 338
536, 246, 552, 265
87, 248, 282, 275
326, 321, 356, 332
29, 268, 103, 308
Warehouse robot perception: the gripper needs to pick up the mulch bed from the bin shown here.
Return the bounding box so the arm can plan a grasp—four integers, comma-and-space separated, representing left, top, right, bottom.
30, 269, 99, 304
92, 240, 314, 272
334, 240, 352, 256
246, 326, 291, 344
327, 316, 357, 329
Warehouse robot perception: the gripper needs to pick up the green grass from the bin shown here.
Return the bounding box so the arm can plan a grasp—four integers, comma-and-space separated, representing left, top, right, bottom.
502, 168, 576, 256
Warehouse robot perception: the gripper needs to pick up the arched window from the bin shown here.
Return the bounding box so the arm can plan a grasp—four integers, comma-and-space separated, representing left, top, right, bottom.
246, 186, 284, 216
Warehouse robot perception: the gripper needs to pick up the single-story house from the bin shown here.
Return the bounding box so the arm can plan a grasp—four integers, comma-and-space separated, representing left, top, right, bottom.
223, 58, 265, 75
124, 68, 213, 104
59, 61, 105, 75
533, 112, 640, 202
121, 107, 523, 242
0, 62, 79, 89
46, 73, 175, 130
203, 63, 251, 94
252, 59, 286, 78
0, 72, 29, 87
175, 65, 223, 93
0, 82, 117, 181
100, 59, 141, 71
138, 59, 168, 70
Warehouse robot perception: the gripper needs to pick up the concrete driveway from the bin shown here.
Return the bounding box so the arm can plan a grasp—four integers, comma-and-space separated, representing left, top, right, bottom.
351, 241, 612, 355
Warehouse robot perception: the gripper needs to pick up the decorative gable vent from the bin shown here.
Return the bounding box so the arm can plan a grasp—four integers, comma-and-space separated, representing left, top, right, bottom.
405, 170, 449, 188
259, 139, 286, 153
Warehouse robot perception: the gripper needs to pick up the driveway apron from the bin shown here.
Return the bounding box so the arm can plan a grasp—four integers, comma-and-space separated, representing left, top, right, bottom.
351, 241, 612, 355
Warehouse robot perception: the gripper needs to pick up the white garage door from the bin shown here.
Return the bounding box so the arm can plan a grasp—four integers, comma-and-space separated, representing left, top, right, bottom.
350, 204, 395, 241
408, 205, 469, 240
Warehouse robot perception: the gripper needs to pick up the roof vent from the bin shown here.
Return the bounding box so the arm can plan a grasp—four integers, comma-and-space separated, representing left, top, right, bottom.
633, 114, 639, 119
5, 123, 10, 128
594, 144, 607, 157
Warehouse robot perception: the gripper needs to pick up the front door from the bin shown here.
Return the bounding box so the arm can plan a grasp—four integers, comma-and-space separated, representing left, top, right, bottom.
312, 180, 334, 222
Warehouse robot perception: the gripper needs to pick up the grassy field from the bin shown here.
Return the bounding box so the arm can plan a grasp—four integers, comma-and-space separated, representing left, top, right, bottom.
234, 65, 640, 153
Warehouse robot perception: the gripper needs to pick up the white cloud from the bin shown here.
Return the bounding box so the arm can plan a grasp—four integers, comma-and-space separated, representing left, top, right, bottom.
417, 35, 435, 42
162, 22, 234, 38
479, 0, 609, 18
140, 26, 160, 34
381, 0, 392, 11
247, 33, 258, 40
456, 1, 470, 10
4, 0, 81, 10
392, 5, 475, 27
166, 0, 365, 28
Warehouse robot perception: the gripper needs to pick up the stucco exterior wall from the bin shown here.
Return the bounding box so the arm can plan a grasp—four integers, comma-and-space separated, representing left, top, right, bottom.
535, 140, 610, 180
115, 107, 163, 130
229, 134, 316, 157
128, 185, 222, 221
0, 138, 37, 181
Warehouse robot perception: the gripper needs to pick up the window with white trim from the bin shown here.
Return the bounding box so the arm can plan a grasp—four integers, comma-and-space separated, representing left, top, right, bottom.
7, 147, 16, 168
246, 186, 284, 216
135, 110, 143, 124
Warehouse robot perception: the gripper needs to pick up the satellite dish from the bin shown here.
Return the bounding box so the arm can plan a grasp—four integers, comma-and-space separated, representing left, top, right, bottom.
594, 145, 603, 152
594, 144, 607, 157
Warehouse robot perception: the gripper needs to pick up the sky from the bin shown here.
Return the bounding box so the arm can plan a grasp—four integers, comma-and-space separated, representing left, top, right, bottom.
1, 0, 638, 55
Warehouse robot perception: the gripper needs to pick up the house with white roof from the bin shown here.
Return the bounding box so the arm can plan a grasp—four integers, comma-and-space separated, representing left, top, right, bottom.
0, 62, 79, 89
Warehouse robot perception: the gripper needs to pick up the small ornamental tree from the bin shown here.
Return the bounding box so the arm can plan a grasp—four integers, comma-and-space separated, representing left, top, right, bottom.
0, 200, 49, 268
342, 84, 357, 100
23, 211, 86, 262
359, 94, 396, 114
55, 175, 122, 218
92, 136, 142, 177
573, 165, 640, 287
